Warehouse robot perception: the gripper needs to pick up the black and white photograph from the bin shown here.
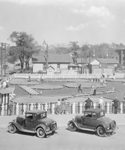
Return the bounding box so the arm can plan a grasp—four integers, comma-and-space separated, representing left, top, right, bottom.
0, 0, 125, 150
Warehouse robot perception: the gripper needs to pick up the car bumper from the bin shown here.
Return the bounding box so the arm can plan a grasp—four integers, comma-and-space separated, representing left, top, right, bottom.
106, 127, 116, 133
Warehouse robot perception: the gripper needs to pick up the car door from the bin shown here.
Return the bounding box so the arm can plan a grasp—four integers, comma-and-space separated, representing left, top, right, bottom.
25, 114, 34, 130
82, 112, 94, 129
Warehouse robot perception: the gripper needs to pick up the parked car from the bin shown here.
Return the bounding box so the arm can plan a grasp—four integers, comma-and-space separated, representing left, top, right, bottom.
68, 108, 116, 137
8, 110, 57, 138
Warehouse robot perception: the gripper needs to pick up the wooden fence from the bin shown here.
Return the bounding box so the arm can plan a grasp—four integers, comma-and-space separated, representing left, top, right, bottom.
1, 101, 125, 116
12, 73, 125, 79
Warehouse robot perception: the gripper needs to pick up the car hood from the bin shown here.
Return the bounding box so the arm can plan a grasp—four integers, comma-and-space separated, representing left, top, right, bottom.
40, 118, 54, 125
98, 116, 112, 124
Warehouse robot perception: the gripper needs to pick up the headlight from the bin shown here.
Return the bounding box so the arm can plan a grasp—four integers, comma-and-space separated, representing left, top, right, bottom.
46, 126, 50, 131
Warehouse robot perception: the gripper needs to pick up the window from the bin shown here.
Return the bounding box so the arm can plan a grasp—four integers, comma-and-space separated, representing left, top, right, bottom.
84, 112, 92, 118
40, 113, 46, 119
26, 114, 33, 119
100, 111, 104, 117
92, 113, 96, 118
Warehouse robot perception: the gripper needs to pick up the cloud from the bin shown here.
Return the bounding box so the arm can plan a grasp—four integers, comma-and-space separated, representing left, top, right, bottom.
66, 23, 86, 31
0, 0, 86, 6
0, 26, 4, 31
73, 6, 115, 20
123, 19, 125, 24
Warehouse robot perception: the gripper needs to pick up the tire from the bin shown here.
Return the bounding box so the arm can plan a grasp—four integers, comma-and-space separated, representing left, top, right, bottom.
96, 126, 106, 137
36, 128, 46, 138
68, 122, 77, 132
8, 124, 17, 134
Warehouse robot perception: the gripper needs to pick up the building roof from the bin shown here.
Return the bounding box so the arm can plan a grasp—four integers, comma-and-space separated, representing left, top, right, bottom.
77, 57, 118, 64
96, 58, 119, 64
33, 53, 73, 63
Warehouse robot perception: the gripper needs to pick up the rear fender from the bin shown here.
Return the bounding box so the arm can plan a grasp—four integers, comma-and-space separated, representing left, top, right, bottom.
8, 121, 20, 130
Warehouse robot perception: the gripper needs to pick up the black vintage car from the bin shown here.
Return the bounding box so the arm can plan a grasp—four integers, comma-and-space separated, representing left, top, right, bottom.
8, 110, 57, 138
68, 108, 116, 137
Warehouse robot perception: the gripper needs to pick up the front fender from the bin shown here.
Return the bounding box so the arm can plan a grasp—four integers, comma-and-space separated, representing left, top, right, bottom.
68, 119, 76, 126
36, 124, 46, 131
96, 123, 108, 130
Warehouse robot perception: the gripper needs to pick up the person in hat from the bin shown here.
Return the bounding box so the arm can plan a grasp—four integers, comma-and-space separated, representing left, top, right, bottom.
112, 97, 120, 114
85, 97, 93, 110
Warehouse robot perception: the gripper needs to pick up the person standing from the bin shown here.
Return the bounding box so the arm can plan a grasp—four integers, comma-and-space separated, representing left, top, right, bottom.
85, 97, 93, 110
28, 75, 31, 82
78, 84, 82, 93
112, 97, 120, 114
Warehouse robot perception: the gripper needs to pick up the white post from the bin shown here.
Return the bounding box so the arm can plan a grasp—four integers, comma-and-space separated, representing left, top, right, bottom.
30, 103, 34, 110
107, 103, 110, 114
16, 103, 19, 115
72, 103, 76, 114
93, 103, 96, 109
1, 103, 5, 116
120, 102, 123, 114
38, 103, 41, 110
45, 103, 48, 111
79, 103, 83, 114
51, 103, 55, 114
3, 94, 5, 105
23, 104, 26, 115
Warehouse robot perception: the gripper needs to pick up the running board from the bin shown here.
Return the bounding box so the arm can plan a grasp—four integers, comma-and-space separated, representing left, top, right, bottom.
74, 123, 95, 132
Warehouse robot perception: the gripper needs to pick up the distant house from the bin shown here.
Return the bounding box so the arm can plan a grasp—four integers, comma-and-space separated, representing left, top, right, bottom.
90, 58, 119, 74
32, 53, 73, 73
76, 57, 119, 74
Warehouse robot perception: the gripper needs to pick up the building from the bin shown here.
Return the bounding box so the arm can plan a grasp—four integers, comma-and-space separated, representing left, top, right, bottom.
32, 53, 73, 73
90, 58, 119, 74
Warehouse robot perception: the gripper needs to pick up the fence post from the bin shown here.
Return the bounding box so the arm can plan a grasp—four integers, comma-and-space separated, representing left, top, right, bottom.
107, 103, 110, 114
72, 103, 76, 114
93, 103, 96, 109
120, 102, 123, 114
30, 103, 34, 110
16, 103, 19, 115
23, 104, 26, 115
1, 103, 4, 116
79, 103, 83, 114
51, 103, 55, 114
45, 103, 48, 111
38, 103, 41, 110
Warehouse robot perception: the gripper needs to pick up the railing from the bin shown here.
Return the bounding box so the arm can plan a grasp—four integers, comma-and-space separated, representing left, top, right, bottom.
1, 101, 125, 116
12, 73, 125, 79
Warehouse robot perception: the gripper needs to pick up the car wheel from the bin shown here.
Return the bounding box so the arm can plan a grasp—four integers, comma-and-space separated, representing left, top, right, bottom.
8, 124, 17, 134
96, 126, 106, 137
68, 122, 76, 132
36, 128, 46, 138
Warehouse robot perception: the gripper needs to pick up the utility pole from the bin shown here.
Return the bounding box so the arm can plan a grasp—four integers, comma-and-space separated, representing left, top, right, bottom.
43, 40, 49, 73
0, 43, 7, 80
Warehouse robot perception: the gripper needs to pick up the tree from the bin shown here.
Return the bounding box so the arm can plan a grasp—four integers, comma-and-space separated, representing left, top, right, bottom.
8, 31, 41, 72
69, 41, 80, 64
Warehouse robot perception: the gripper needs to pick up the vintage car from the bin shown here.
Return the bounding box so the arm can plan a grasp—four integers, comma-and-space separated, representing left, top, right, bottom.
68, 108, 116, 137
8, 110, 57, 138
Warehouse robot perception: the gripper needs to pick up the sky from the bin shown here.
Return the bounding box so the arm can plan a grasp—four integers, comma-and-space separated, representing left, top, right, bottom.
0, 0, 125, 46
